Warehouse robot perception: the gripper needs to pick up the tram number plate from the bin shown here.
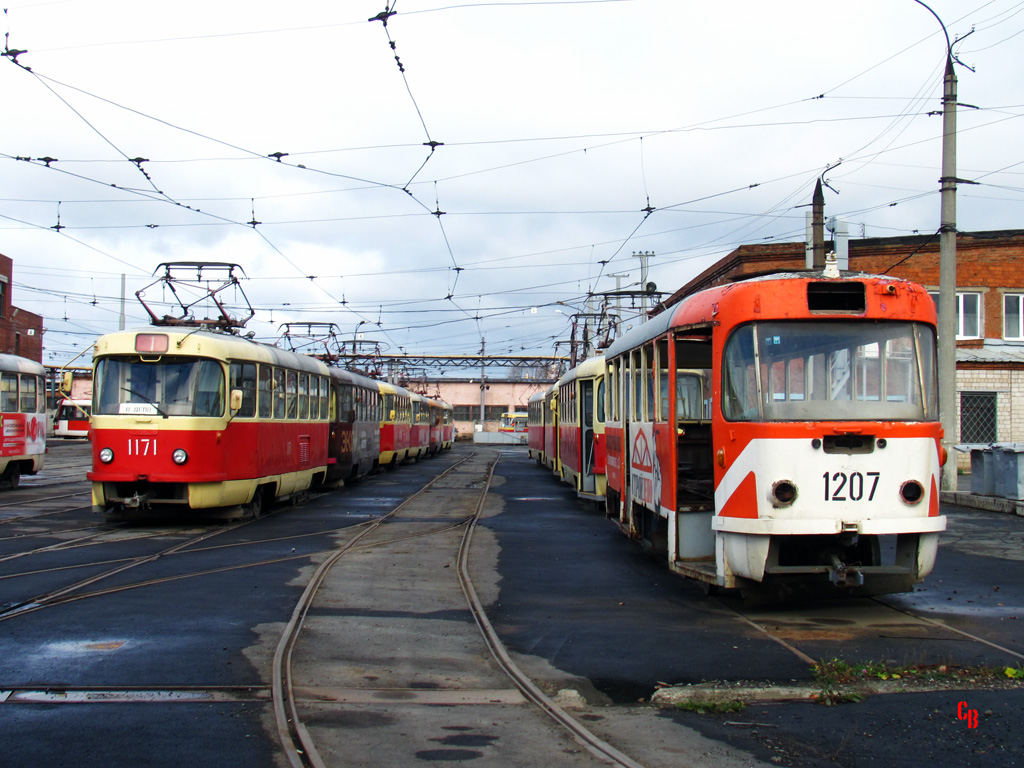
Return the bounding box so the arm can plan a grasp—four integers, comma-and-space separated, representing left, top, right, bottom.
127, 438, 157, 456
823, 471, 879, 502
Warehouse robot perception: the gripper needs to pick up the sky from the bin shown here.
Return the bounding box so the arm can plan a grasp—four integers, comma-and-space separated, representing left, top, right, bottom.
1, 0, 1022, 373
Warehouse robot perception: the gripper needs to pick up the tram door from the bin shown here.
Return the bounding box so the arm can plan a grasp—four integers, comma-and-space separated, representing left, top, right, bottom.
580, 380, 595, 493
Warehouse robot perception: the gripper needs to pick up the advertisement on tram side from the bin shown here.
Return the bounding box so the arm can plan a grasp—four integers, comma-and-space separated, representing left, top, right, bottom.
2, 411, 46, 457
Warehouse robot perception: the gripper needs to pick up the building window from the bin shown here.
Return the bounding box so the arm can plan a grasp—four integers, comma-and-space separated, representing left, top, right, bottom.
1004, 294, 1024, 340
960, 391, 997, 444
929, 291, 982, 339
453, 405, 475, 422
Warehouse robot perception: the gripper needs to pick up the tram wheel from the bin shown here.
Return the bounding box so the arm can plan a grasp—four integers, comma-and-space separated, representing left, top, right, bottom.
245, 488, 265, 519
0, 465, 21, 489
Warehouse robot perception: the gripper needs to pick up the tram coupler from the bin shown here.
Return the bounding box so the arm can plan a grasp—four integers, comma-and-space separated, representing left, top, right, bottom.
827, 553, 864, 588
123, 492, 149, 509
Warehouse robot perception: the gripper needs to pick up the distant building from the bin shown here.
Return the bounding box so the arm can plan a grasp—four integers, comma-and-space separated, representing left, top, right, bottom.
0, 253, 43, 363
662, 229, 1024, 470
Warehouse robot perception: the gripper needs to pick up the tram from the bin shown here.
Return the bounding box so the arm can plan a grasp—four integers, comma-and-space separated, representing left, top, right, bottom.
0, 353, 47, 488
325, 367, 381, 486
601, 269, 945, 597
556, 356, 606, 501
53, 398, 91, 438
89, 328, 331, 518
498, 412, 528, 433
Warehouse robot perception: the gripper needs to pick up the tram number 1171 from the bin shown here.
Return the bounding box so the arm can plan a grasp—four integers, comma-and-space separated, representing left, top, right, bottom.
823, 471, 879, 502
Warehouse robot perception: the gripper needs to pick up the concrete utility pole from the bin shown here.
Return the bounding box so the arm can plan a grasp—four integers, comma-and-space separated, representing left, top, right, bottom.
938, 53, 958, 490
811, 179, 825, 269
479, 336, 486, 425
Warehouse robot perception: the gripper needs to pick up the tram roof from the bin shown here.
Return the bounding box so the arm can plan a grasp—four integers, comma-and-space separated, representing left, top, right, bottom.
605, 271, 932, 359
95, 326, 329, 375
556, 354, 606, 387
0, 353, 45, 376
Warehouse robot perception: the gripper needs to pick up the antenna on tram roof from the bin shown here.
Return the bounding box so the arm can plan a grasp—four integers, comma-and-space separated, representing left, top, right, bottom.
136, 261, 255, 332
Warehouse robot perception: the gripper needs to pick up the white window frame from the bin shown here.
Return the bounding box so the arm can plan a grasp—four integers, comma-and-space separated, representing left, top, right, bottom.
929, 291, 982, 340
1004, 293, 1024, 341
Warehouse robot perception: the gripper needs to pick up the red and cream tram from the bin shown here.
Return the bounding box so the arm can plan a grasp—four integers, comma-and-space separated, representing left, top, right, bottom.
527, 391, 548, 464
378, 381, 412, 467
89, 328, 331, 518
556, 356, 606, 501
602, 271, 945, 597
0, 353, 47, 488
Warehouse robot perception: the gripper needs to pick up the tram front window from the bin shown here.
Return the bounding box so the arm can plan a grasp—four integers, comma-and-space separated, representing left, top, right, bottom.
722, 321, 936, 422
95, 357, 225, 417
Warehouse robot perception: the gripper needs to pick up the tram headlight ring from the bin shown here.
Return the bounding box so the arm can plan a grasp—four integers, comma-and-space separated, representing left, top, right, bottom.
99, 447, 114, 464
172, 449, 189, 465
900, 480, 925, 505
770, 479, 798, 507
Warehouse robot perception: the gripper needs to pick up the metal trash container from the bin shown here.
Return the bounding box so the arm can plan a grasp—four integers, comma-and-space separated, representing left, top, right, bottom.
970, 447, 995, 496
994, 443, 1024, 500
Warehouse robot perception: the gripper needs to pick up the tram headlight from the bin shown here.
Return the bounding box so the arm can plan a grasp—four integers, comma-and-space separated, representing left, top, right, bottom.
99, 447, 114, 464
770, 479, 798, 507
172, 449, 189, 465
900, 480, 924, 505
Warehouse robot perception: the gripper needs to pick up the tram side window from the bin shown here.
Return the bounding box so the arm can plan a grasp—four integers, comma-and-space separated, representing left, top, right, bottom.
36, 375, 46, 413
298, 373, 309, 419
630, 350, 643, 420
1, 373, 16, 413
285, 371, 298, 419
607, 359, 619, 422
319, 376, 329, 419
273, 368, 286, 419
657, 339, 670, 422
341, 385, 353, 422
229, 362, 257, 418
258, 366, 272, 418
19, 374, 37, 414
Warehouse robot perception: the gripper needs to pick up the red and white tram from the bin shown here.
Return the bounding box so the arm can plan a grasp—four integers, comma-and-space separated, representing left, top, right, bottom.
53, 398, 91, 438
556, 356, 606, 501
602, 271, 945, 597
89, 328, 331, 518
0, 353, 47, 488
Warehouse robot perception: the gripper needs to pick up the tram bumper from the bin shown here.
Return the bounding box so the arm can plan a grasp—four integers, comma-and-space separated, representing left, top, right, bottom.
715, 522, 942, 596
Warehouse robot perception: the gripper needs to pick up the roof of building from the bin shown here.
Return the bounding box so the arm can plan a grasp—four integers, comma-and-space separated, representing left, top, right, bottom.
957, 341, 1024, 365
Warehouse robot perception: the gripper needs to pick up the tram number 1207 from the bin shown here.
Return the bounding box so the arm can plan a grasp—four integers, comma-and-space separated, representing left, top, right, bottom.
823, 471, 879, 502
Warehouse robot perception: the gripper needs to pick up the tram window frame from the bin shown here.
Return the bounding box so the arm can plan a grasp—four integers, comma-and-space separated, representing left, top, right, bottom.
273, 368, 286, 420
319, 377, 329, 419
258, 366, 272, 418
229, 362, 258, 418
19, 374, 37, 414
630, 349, 642, 421
606, 358, 618, 422
297, 373, 309, 420
285, 371, 297, 419
642, 343, 655, 421
656, 338, 670, 423
1, 372, 17, 413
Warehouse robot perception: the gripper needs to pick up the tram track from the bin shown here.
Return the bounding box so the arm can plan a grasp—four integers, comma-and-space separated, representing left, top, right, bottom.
274, 449, 647, 768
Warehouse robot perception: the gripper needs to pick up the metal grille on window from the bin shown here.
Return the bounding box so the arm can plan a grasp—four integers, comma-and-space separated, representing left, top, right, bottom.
960, 392, 997, 444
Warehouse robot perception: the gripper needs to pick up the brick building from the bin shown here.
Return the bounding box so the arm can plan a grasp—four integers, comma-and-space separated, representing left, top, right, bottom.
663, 230, 1024, 469
0, 254, 43, 363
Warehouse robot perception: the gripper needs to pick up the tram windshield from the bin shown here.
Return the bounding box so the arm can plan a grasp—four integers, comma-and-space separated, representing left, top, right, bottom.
94, 357, 225, 418
722, 321, 936, 422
